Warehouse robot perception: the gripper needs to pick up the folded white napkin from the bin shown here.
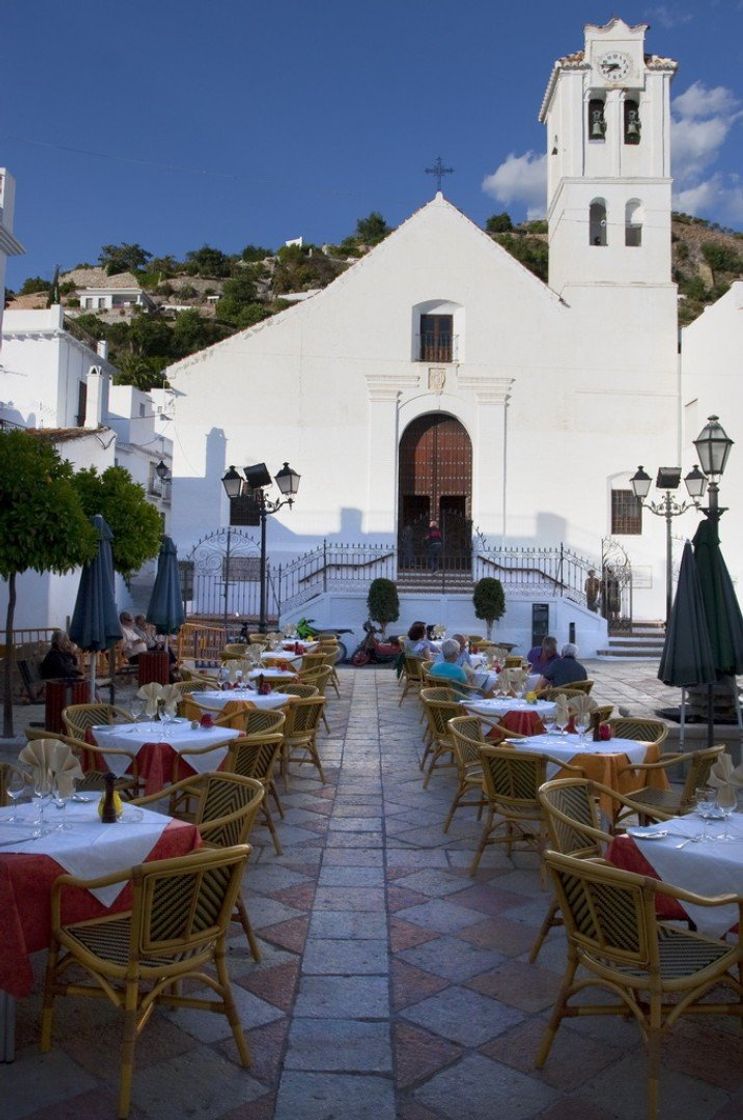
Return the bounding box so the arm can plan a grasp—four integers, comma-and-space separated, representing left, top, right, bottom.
19, 739, 83, 797
160, 683, 181, 717
569, 694, 597, 722
552, 694, 572, 728
138, 681, 163, 718
708, 752, 743, 789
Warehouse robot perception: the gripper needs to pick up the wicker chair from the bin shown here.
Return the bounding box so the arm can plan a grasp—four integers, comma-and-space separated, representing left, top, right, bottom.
25, 728, 141, 798
299, 652, 326, 673
224, 733, 286, 854
607, 716, 669, 746
419, 688, 466, 787
531, 776, 654, 962
615, 743, 725, 824
136, 772, 264, 959
277, 683, 319, 699
179, 697, 251, 733
62, 703, 133, 741
469, 745, 585, 876
41, 845, 252, 1119
444, 716, 490, 831
537, 851, 743, 1120
398, 654, 424, 705
319, 646, 341, 697
297, 665, 333, 732
281, 696, 327, 784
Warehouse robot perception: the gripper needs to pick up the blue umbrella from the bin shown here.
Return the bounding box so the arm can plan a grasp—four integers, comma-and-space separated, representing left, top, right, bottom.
146, 536, 185, 639
69, 514, 122, 695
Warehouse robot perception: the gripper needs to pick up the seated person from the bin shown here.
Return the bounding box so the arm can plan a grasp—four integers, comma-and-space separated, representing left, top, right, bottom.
40, 630, 82, 680
526, 636, 559, 675
133, 614, 157, 649
119, 611, 148, 663
537, 642, 588, 690
435, 633, 473, 669
430, 638, 471, 687
407, 620, 438, 659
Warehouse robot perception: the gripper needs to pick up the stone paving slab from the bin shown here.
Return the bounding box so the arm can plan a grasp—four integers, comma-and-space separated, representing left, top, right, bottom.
6, 663, 743, 1119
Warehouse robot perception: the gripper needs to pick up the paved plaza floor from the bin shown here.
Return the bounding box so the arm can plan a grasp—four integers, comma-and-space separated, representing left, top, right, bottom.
4, 663, 743, 1119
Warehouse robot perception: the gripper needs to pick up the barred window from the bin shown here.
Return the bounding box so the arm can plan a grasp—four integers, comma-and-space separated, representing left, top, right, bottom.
178, 560, 194, 600
611, 490, 642, 535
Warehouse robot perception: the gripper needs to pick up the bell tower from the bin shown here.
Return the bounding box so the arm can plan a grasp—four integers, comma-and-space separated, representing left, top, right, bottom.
540, 19, 676, 296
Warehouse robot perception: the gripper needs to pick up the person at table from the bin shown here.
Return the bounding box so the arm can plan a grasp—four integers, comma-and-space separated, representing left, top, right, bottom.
526, 636, 558, 675
40, 630, 83, 680
537, 642, 588, 690
119, 611, 148, 664
430, 638, 471, 686
134, 614, 157, 648
407, 621, 437, 659
433, 633, 472, 669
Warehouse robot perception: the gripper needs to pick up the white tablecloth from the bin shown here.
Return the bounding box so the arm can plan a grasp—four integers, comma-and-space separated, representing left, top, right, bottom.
248, 667, 297, 681
280, 640, 318, 653
261, 651, 302, 666
464, 698, 557, 719
92, 721, 239, 776
0, 801, 172, 905
506, 733, 648, 780
191, 689, 294, 711
631, 813, 743, 938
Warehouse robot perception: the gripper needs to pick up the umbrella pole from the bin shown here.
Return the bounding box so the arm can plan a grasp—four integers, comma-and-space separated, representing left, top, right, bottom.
89, 651, 97, 703
707, 682, 714, 749
679, 687, 686, 749
734, 682, 743, 767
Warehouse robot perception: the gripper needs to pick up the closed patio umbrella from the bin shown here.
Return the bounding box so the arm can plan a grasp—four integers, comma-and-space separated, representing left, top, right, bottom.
692, 518, 743, 745
658, 541, 716, 746
146, 536, 185, 646
69, 514, 122, 698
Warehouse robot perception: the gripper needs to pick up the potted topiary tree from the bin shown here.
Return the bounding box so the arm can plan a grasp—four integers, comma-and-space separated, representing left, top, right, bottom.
473, 577, 505, 640
367, 577, 400, 636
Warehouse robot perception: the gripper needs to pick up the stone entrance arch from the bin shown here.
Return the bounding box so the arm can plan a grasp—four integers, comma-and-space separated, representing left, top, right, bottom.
398, 413, 472, 570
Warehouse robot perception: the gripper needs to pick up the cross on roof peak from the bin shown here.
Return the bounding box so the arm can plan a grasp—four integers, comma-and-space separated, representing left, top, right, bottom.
425, 156, 454, 193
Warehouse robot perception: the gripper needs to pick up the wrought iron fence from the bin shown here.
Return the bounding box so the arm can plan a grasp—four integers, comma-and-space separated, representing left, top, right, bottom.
473, 544, 592, 602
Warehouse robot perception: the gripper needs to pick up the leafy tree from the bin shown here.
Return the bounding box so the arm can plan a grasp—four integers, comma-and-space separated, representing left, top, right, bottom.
215, 270, 258, 325
355, 212, 390, 244
473, 577, 505, 639
150, 255, 182, 276
114, 354, 166, 390
234, 303, 271, 330
367, 578, 400, 635
494, 233, 549, 283
701, 241, 742, 274
185, 244, 232, 277
241, 244, 273, 262
486, 212, 513, 233
98, 242, 153, 276
72, 466, 162, 578
19, 276, 52, 295
69, 313, 107, 341
171, 310, 229, 358
0, 431, 97, 735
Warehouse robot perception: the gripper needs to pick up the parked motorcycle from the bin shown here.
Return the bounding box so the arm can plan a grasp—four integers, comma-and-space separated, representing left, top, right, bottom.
351, 621, 401, 666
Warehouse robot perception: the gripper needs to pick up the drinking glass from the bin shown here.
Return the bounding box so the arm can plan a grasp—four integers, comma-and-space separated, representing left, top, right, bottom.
6, 767, 29, 822
574, 717, 589, 746
694, 786, 718, 841
130, 699, 145, 722
715, 784, 738, 840
554, 712, 569, 736
32, 768, 53, 834
543, 715, 557, 738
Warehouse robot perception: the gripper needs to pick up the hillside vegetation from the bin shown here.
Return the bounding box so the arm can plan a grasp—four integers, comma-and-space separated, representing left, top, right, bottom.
8, 209, 741, 389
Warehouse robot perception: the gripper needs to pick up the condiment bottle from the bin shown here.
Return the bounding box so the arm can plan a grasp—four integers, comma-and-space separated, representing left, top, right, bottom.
99, 771, 118, 823
591, 712, 601, 742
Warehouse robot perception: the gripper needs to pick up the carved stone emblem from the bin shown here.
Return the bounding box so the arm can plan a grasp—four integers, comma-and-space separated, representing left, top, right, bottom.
428, 367, 446, 393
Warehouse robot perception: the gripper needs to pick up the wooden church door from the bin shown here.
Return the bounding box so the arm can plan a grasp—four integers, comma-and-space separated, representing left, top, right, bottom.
398, 414, 472, 570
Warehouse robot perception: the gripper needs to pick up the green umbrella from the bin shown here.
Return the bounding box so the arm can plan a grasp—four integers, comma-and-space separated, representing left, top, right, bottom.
692, 518, 743, 744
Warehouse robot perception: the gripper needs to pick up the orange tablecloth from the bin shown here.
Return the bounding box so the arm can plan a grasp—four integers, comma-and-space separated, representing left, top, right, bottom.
551, 742, 667, 817
0, 818, 201, 998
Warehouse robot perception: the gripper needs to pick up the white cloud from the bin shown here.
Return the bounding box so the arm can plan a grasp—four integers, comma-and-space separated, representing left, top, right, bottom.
672, 115, 734, 182
481, 151, 547, 220
673, 81, 739, 121
647, 6, 693, 29
674, 174, 743, 223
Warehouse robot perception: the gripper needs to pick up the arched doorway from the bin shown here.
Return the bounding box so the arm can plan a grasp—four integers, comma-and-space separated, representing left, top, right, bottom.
398, 413, 472, 570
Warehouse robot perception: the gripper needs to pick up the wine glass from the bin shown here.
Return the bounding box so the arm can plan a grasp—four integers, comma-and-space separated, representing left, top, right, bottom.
543, 714, 557, 739
6, 767, 29, 822
554, 710, 569, 737
715, 784, 738, 840
574, 715, 589, 746
130, 699, 145, 722
32, 768, 53, 834
694, 786, 717, 841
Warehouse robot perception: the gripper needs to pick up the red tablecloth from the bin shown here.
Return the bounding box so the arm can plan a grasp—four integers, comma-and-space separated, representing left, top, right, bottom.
607, 835, 687, 922
500, 710, 546, 737
0, 819, 201, 998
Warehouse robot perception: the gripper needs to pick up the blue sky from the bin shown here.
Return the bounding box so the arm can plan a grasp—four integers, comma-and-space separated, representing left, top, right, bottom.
3, 1, 743, 285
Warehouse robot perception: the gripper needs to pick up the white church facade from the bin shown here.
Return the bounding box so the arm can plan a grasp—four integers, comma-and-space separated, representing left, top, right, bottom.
166, 19, 691, 652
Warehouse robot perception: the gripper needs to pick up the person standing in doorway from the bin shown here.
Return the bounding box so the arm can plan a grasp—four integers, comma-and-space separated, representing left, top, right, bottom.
426, 520, 443, 570
585, 569, 601, 613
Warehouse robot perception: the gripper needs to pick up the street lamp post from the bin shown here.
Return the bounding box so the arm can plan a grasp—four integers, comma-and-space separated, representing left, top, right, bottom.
630, 465, 704, 626
221, 461, 300, 633
693, 414, 734, 526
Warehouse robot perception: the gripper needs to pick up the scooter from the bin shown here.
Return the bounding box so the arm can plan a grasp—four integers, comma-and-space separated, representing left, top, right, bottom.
351, 621, 401, 666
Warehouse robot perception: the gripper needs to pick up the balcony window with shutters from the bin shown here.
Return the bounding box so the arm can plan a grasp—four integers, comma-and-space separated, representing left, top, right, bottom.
419, 314, 453, 363
611, 489, 642, 534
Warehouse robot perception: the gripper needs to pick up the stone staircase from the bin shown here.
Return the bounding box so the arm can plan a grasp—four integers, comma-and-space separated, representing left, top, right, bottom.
597, 621, 666, 659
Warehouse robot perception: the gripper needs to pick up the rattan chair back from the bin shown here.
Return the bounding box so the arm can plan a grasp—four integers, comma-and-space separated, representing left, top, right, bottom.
277, 684, 318, 698
191, 772, 264, 849
606, 716, 668, 746
283, 695, 325, 737
300, 652, 326, 672
225, 734, 284, 782
241, 709, 286, 737
538, 777, 610, 859
0, 761, 28, 806
448, 716, 487, 767
298, 665, 333, 694
62, 703, 132, 739
421, 693, 464, 741
480, 744, 547, 810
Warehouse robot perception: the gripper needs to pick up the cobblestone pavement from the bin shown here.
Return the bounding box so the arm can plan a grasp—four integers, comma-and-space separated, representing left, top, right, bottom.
5, 665, 743, 1119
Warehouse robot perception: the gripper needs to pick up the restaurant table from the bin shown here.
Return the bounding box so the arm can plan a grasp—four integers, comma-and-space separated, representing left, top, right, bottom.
191, 689, 295, 712
92, 720, 240, 794
499, 732, 667, 816
0, 799, 200, 1058
280, 640, 318, 653
607, 812, 743, 937
247, 667, 298, 684
464, 697, 557, 736
261, 651, 302, 667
